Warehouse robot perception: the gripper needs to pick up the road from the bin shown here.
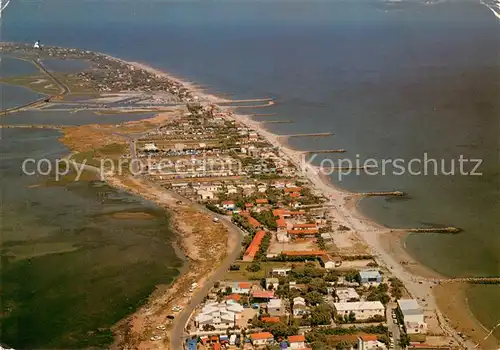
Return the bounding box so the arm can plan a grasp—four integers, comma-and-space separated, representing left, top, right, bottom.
386, 303, 401, 350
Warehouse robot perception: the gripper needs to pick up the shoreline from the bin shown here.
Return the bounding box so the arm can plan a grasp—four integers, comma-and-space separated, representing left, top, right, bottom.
113, 57, 496, 348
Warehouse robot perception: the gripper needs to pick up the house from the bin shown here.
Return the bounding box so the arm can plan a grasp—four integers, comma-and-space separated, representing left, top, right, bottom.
256, 198, 269, 206
272, 268, 291, 276
267, 298, 285, 317
227, 185, 238, 194
266, 277, 280, 290
198, 189, 215, 201
195, 301, 244, 330
249, 332, 274, 346
276, 216, 287, 234
231, 282, 252, 294
320, 255, 342, 269
292, 223, 318, 230
292, 297, 309, 317
143, 143, 158, 151
358, 335, 387, 350
359, 269, 382, 287
243, 231, 266, 262
251, 290, 275, 301
288, 335, 306, 349
221, 201, 235, 210
333, 301, 385, 321
397, 299, 427, 334
287, 229, 319, 237
334, 287, 360, 302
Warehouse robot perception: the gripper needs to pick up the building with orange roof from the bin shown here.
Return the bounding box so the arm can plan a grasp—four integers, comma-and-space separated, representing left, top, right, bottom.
261, 316, 281, 323
212, 342, 221, 350
243, 230, 266, 261
288, 335, 306, 349
284, 187, 302, 193
226, 294, 241, 302
358, 335, 386, 350
245, 202, 254, 208
249, 332, 274, 346
251, 290, 275, 300
255, 198, 268, 205
289, 192, 301, 198
247, 216, 263, 229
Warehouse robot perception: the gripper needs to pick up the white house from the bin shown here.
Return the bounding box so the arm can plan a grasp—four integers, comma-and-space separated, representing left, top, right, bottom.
267, 298, 285, 317
335, 287, 360, 302
197, 189, 215, 201
272, 267, 291, 276
288, 335, 307, 349
195, 300, 244, 330
397, 299, 427, 334
292, 297, 309, 317
143, 143, 158, 151
250, 332, 274, 346
358, 335, 387, 350
334, 301, 385, 321
221, 201, 235, 210
359, 269, 382, 287
231, 282, 252, 294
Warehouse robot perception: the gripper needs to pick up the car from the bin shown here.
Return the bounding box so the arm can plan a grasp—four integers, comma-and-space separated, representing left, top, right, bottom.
213, 217, 220, 223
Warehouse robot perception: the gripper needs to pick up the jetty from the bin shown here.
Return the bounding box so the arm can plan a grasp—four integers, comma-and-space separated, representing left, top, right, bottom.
358, 191, 405, 197
260, 120, 294, 124
279, 132, 333, 139
304, 149, 346, 154
438, 277, 500, 284
391, 227, 461, 234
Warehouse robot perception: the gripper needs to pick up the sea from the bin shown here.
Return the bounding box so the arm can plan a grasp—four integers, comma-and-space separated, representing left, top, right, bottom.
1, 0, 499, 346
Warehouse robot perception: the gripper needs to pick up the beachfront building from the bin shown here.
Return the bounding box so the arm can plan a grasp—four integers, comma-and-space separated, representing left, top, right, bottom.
249, 332, 275, 346
334, 301, 385, 321
359, 269, 382, 287
195, 300, 244, 331
358, 335, 388, 350
397, 299, 428, 334
221, 200, 235, 211
334, 287, 360, 302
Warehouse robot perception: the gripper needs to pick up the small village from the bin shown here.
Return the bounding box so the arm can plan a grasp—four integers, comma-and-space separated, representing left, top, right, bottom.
133, 104, 439, 350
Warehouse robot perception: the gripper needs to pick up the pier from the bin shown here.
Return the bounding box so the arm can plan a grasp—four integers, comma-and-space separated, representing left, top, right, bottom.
437, 277, 500, 284
260, 120, 294, 124
279, 132, 334, 139
304, 149, 346, 154
357, 191, 405, 197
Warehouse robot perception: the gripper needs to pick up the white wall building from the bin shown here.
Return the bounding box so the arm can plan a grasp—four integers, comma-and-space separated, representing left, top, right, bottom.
292, 297, 308, 317
358, 335, 387, 350
195, 300, 244, 331
334, 301, 385, 321
334, 287, 360, 302
267, 298, 285, 317
397, 299, 427, 334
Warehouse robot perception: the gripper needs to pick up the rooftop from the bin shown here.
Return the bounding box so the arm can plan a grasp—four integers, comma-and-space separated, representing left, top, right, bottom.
288, 335, 306, 343
250, 332, 274, 340
397, 299, 423, 316
334, 301, 385, 311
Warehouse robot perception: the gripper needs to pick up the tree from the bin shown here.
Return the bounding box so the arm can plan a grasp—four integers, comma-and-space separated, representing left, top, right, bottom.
348, 311, 356, 323
310, 304, 333, 326
267, 322, 299, 338
308, 278, 328, 294
311, 341, 329, 350
246, 262, 261, 272
305, 291, 324, 306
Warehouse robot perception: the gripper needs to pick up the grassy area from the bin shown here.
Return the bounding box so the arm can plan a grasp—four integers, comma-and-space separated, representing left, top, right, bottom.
0, 75, 59, 95
53, 73, 95, 94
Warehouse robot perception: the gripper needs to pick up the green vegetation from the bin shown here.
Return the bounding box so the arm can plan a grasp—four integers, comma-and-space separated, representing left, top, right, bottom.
0, 74, 59, 95
251, 210, 277, 230
366, 283, 390, 305
389, 277, 404, 299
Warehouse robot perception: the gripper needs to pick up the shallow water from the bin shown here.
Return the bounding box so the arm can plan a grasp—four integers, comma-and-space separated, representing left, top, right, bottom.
0, 127, 183, 348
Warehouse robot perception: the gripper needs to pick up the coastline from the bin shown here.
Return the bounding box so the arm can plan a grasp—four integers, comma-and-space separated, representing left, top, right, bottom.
5, 41, 495, 348
111, 57, 496, 348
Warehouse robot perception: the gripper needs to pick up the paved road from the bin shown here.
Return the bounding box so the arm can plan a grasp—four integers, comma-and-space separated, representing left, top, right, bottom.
386, 304, 401, 350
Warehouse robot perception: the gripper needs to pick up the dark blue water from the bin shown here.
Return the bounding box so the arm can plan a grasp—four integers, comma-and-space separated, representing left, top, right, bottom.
2, 0, 499, 340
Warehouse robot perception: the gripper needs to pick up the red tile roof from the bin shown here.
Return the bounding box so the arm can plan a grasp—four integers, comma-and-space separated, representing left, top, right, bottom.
288, 210, 306, 216
251, 290, 275, 299
282, 250, 326, 256
272, 209, 285, 217
244, 231, 266, 259
288, 335, 306, 343
222, 200, 234, 205
226, 294, 241, 301
212, 343, 221, 350
261, 316, 281, 323
238, 282, 252, 289
247, 216, 263, 228
276, 216, 287, 228
256, 198, 268, 204
289, 192, 301, 198
360, 335, 378, 341
284, 187, 302, 193
245, 203, 254, 207
250, 332, 274, 341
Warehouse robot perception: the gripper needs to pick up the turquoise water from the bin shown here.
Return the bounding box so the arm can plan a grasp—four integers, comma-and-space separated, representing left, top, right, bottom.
1, 0, 499, 343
